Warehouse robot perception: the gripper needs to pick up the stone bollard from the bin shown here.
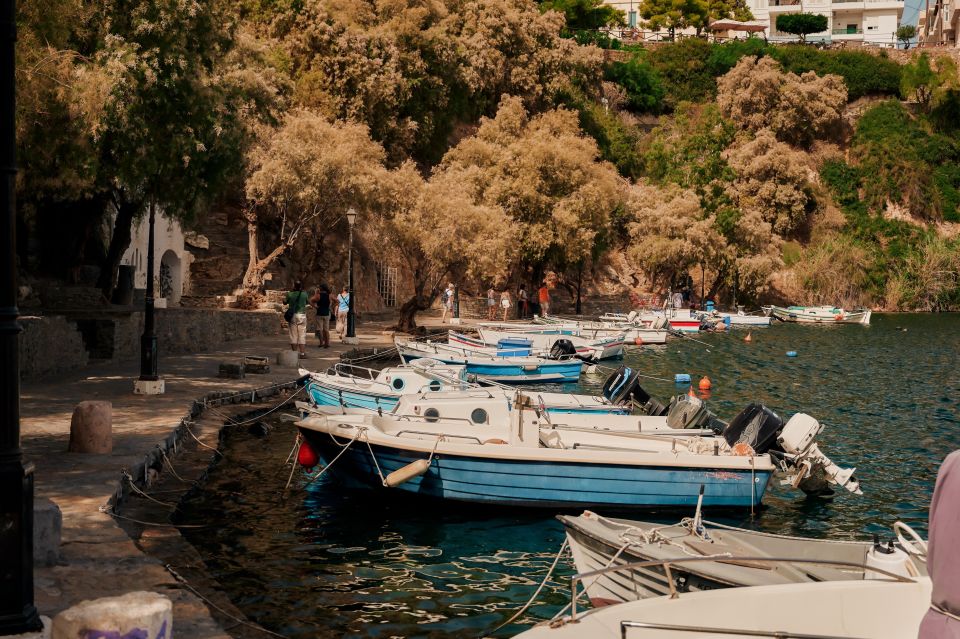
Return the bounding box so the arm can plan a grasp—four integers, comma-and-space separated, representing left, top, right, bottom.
52, 592, 171, 639
68, 401, 112, 454
276, 350, 299, 367
34, 498, 62, 565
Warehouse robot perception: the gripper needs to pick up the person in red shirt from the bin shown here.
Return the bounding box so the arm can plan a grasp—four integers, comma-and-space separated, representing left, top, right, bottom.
538, 284, 551, 317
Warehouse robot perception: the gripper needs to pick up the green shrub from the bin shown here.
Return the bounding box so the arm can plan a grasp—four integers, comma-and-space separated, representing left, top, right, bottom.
605, 55, 665, 113
647, 39, 717, 108
769, 46, 902, 100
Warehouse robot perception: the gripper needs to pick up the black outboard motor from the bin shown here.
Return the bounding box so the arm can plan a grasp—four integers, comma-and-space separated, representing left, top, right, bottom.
548, 339, 577, 360
722, 403, 785, 455
601, 365, 655, 408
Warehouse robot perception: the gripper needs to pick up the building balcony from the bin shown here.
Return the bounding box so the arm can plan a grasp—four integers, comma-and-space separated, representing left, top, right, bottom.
832, 26, 865, 34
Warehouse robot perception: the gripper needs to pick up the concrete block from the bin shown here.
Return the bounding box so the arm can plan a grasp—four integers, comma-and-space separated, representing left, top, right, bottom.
342, 336, 359, 345
218, 362, 245, 379
68, 401, 113, 454
34, 498, 62, 566
276, 350, 299, 367
52, 591, 171, 639
7, 615, 51, 639
133, 378, 166, 395
243, 356, 270, 374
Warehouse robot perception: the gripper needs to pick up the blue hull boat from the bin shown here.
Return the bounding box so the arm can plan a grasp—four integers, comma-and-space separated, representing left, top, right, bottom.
304, 433, 772, 509
396, 339, 582, 383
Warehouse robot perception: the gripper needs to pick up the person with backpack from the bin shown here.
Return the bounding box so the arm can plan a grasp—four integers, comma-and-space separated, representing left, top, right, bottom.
335, 286, 351, 341
285, 281, 309, 358
310, 283, 332, 348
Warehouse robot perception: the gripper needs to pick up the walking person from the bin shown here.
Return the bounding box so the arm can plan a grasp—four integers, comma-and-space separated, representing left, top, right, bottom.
310, 283, 332, 348
285, 281, 309, 359
518, 285, 529, 319
486, 287, 497, 321
441, 283, 455, 323
538, 282, 551, 317
500, 289, 513, 322
335, 286, 351, 341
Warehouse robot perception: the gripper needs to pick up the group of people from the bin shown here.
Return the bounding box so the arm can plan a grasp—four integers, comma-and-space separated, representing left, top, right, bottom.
437, 282, 553, 323
285, 281, 352, 358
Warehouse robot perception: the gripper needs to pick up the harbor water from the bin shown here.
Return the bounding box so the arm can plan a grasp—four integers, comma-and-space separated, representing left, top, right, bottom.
176, 313, 960, 637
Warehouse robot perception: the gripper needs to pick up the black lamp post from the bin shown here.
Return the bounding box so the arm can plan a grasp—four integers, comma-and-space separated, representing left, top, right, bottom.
344, 208, 358, 344
139, 200, 158, 382
0, 0, 43, 630
453, 284, 460, 321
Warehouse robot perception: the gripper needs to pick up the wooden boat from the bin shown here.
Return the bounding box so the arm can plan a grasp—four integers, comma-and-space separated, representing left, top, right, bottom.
395, 338, 582, 383
295, 393, 779, 510
512, 575, 932, 639
520, 318, 669, 345
561, 511, 926, 605
763, 305, 872, 325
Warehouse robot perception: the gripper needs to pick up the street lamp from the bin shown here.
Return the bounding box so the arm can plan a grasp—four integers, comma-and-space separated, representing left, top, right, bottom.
0, 0, 43, 630
133, 200, 163, 395
344, 208, 359, 345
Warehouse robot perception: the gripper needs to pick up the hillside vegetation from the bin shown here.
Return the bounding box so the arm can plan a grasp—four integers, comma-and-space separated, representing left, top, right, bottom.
15, 0, 960, 326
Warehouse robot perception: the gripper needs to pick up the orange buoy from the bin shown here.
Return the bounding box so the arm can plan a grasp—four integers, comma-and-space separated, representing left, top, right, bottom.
634, 337, 644, 346
688, 385, 697, 398
744, 332, 752, 343
699, 376, 712, 390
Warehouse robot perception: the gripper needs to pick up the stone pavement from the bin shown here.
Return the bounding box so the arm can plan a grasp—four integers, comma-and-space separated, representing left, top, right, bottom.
19, 319, 399, 637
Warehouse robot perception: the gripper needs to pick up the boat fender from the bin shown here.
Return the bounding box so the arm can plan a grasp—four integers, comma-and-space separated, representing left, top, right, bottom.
384, 459, 431, 487
634, 337, 644, 346
297, 439, 319, 468
674, 373, 691, 383
786, 351, 797, 357
731, 442, 755, 456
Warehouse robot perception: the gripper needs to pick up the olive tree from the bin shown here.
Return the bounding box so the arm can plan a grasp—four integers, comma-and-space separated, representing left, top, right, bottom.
775, 13, 828, 42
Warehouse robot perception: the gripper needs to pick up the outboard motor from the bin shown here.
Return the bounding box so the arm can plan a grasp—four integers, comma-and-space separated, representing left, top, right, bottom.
666, 394, 712, 430
601, 365, 653, 408
722, 403, 785, 455
548, 339, 577, 360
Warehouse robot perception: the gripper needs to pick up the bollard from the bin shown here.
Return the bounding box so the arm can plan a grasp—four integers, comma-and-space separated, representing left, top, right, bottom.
68, 401, 113, 454
52, 592, 171, 639
277, 350, 300, 367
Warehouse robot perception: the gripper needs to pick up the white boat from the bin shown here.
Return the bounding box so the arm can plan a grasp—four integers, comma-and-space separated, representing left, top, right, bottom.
300, 360, 627, 415
469, 328, 627, 360
599, 309, 701, 333
697, 310, 772, 327
521, 319, 670, 345
561, 511, 926, 605
513, 575, 931, 639
763, 305, 872, 325
395, 338, 583, 383
295, 392, 784, 509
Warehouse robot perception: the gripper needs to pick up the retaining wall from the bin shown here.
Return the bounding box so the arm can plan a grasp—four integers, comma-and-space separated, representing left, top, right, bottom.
19, 309, 280, 382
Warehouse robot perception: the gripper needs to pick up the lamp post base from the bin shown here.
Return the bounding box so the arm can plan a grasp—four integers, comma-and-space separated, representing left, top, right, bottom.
449, 317, 462, 325
342, 336, 360, 345
133, 378, 165, 395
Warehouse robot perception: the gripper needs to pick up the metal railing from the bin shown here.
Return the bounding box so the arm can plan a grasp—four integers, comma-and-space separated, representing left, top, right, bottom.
833, 27, 864, 33
620, 620, 869, 638
568, 555, 915, 622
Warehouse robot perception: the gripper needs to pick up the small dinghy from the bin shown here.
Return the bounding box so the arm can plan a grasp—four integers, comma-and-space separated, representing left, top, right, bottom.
466, 329, 628, 360
561, 510, 927, 605
395, 338, 582, 383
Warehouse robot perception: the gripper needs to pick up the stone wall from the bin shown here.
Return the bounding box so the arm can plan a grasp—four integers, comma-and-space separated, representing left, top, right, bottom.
19, 309, 280, 382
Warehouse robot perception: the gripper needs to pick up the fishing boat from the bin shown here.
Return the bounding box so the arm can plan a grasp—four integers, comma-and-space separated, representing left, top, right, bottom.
561, 510, 927, 605
295, 393, 780, 510
464, 329, 627, 360
763, 305, 872, 325
519, 318, 670, 345
300, 360, 628, 415
395, 338, 582, 383
599, 310, 700, 333
512, 575, 932, 639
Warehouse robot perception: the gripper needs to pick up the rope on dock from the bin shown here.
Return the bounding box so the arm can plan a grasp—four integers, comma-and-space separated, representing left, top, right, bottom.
206, 386, 306, 428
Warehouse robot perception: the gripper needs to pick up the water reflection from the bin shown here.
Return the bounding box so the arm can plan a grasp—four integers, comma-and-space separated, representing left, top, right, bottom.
180, 313, 960, 637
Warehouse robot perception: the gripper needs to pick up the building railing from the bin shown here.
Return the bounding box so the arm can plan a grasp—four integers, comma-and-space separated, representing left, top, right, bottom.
833, 27, 864, 33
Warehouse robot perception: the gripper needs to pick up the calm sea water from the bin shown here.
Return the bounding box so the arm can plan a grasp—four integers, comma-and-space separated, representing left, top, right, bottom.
178, 313, 960, 638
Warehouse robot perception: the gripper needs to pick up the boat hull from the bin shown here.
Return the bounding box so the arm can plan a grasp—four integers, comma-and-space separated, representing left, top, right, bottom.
301, 431, 772, 509
767, 306, 872, 325
398, 351, 582, 383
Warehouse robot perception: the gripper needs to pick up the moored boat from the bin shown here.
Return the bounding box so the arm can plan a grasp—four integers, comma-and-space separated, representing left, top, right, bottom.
763, 305, 872, 325
395, 338, 582, 383
469, 328, 627, 360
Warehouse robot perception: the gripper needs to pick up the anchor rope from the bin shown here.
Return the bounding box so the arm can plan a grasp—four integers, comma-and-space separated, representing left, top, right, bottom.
206, 386, 305, 427
122, 472, 178, 508
300, 429, 365, 490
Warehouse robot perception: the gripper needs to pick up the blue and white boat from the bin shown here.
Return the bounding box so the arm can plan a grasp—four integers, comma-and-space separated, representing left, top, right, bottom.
454, 329, 627, 360
296, 393, 780, 510
300, 359, 627, 415
395, 338, 582, 383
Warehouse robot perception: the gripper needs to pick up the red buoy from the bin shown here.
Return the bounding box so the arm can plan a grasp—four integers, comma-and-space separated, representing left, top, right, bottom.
297, 439, 319, 468
699, 376, 712, 390
634, 337, 644, 346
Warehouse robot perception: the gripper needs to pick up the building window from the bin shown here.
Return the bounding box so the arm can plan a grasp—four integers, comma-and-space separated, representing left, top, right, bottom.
628, 10, 637, 26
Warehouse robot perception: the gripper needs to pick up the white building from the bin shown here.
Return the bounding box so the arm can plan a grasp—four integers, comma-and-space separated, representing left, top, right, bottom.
747, 0, 905, 45
121, 213, 192, 307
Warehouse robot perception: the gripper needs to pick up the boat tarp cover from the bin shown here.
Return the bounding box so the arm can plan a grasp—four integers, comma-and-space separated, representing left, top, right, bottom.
920, 449, 960, 638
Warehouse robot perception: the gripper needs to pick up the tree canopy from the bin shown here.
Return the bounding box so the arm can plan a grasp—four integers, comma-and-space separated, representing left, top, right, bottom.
775, 13, 828, 42
639, 0, 709, 38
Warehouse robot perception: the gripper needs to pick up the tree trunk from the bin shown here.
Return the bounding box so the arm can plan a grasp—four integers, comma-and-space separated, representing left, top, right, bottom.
241, 210, 294, 290
395, 294, 433, 333
97, 197, 141, 299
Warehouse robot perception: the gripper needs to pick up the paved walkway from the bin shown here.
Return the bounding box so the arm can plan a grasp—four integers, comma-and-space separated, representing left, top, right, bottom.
19, 320, 399, 636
